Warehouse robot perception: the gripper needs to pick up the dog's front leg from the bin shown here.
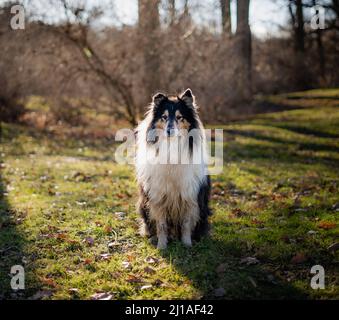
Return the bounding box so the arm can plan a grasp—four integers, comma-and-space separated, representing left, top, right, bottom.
181, 205, 199, 247
181, 217, 192, 247
156, 215, 168, 250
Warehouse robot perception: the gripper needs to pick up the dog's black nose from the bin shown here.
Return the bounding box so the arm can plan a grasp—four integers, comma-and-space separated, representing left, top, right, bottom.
166, 127, 174, 136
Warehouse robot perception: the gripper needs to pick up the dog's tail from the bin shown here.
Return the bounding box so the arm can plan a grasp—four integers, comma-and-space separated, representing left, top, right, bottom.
193, 176, 212, 240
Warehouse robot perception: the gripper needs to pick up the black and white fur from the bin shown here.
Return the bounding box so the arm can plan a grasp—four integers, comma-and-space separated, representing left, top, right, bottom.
135, 89, 212, 249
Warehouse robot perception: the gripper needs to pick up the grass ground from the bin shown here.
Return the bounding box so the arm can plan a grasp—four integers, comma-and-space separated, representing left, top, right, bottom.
0, 89, 338, 299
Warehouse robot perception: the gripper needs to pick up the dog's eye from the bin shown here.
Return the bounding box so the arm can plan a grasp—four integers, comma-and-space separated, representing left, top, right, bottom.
176, 116, 183, 121
161, 115, 168, 121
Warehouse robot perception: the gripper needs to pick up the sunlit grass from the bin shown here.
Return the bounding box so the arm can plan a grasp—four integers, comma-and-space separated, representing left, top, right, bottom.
0, 89, 338, 299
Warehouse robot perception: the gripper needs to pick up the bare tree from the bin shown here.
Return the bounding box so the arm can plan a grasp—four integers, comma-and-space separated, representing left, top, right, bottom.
48, 0, 139, 125
220, 0, 232, 36
332, 0, 339, 21
138, 0, 161, 104
311, 0, 326, 83
288, 0, 311, 89
2, 0, 339, 126
295, 0, 305, 52
168, 0, 176, 26
236, 0, 252, 101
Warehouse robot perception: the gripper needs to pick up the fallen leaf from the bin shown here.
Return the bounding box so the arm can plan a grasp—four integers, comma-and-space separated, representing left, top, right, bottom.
104, 225, 113, 233
108, 242, 120, 250
251, 218, 264, 226
144, 256, 159, 264
69, 288, 79, 294
152, 279, 163, 287
122, 261, 131, 269
114, 212, 126, 220
230, 208, 247, 218
41, 278, 57, 288
216, 263, 227, 273
83, 258, 93, 265
55, 233, 67, 240
144, 266, 156, 274
84, 237, 94, 246
328, 242, 339, 252
126, 275, 143, 283
140, 284, 153, 290
15, 218, 23, 224
67, 239, 80, 245
240, 257, 259, 265
248, 276, 257, 288
213, 287, 226, 297
291, 252, 307, 264
281, 235, 290, 243
29, 290, 53, 300
100, 253, 111, 261
76, 201, 87, 206
267, 274, 275, 282
90, 292, 113, 300
317, 221, 337, 230
126, 254, 135, 262
281, 235, 296, 244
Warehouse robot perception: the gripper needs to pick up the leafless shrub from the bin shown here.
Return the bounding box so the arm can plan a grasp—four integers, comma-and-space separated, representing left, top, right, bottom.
0, 0, 338, 126
0, 79, 26, 122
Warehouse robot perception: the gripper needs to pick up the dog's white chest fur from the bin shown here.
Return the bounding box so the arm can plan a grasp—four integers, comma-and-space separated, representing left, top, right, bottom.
141, 162, 205, 205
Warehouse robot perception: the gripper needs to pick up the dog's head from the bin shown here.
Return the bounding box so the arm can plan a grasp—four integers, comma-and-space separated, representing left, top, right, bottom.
147, 88, 200, 139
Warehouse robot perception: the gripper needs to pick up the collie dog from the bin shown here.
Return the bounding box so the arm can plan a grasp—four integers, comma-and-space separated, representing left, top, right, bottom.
135, 89, 212, 249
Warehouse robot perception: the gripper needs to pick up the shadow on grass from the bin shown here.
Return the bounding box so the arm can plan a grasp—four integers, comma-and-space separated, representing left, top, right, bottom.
285, 96, 339, 101
223, 131, 339, 168
253, 96, 339, 116
0, 126, 41, 299
225, 128, 339, 146
158, 226, 308, 299
2, 123, 117, 162
252, 100, 304, 114
269, 124, 339, 139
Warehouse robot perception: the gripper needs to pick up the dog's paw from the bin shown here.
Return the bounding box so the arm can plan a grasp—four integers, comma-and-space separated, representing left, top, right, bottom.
181, 237, 192, 247
157, 240, 167, 250
139, 221, 151, 237
148, 236, 158, 247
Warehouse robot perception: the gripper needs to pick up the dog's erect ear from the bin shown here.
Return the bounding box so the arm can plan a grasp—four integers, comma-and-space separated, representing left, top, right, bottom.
180, 88, 195, 107
152, 92, 167, 106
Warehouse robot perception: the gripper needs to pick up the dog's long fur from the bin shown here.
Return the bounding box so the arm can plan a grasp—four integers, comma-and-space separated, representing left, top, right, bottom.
135, 89, 212, 249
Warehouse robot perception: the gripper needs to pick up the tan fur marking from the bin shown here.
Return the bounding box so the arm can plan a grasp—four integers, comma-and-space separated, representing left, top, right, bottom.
154, 110, 169, 130
174, 110, 189, 131
154, 119, 165, 130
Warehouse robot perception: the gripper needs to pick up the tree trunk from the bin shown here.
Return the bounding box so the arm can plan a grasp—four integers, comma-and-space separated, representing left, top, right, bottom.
168, 0, 176, 26
236, 0, 252, 101
295, 0, 305, 53
312, 0, 326, 85
138, 0, 161, 103
332, 0, 339, 18
288, 0, 309, 89
220, 0, 232, 36
316, 29, 326, 83
288, 0, 305, 52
